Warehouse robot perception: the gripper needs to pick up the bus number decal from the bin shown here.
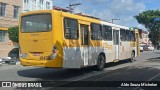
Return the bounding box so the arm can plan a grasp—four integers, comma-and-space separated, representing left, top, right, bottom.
103, 43, 113, 50
40, 56, 49, 60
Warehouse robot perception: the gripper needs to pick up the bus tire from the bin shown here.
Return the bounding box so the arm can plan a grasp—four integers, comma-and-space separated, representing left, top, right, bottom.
95, 54, 105, 71
130, 51, 135, 62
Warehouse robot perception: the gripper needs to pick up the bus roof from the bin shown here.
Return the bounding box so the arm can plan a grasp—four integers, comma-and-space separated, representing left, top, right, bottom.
101, 21, 129, 29
21, 10, 130, 29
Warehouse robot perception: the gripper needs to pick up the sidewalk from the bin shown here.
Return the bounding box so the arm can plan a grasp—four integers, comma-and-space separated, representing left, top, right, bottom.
0, 61, 21, 71
0, 62, 20, 72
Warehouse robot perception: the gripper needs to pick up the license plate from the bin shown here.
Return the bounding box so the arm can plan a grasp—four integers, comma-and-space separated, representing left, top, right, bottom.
33, 53, 40, 56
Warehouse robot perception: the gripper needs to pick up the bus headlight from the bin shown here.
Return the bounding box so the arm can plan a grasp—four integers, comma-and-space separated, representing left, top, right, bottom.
20, 53, 27, 58
49, 54, 56, 60
19, 47, 27, 59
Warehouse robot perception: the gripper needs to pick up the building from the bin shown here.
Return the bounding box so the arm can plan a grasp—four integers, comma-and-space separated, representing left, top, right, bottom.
0, 0, 22, 58
0, 0, 53, 58
140, 30, 152, 46
23, 0, 53, 12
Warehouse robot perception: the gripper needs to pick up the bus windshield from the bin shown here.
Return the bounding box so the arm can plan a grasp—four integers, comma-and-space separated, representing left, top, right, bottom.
21, 13, 52, 32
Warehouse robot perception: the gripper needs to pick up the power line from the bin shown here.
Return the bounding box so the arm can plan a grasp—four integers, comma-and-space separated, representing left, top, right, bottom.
111, 18, 120, 23
66, 3, 81, 13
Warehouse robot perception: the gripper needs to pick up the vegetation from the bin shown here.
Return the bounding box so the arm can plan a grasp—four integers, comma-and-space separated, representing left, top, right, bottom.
134, 10, 160, 47
8, 26, 19, 43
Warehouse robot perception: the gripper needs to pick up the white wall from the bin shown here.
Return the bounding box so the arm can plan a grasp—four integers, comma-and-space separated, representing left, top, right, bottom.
22, 0, 53, 12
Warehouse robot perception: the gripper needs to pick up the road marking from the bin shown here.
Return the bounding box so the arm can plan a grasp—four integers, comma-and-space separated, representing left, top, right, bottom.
53, 60, 148, 88
148, 72, 160, 81
133, 72, 160, 90
93, 72, 120, 81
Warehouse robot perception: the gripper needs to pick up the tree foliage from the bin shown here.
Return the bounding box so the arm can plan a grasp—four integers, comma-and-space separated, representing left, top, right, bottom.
134, 10, 160, 46
8, 26, 19, 43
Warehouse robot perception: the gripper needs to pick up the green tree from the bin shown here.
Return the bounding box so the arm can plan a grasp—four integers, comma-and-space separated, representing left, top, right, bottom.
134, 10, 160, 47
8, 26, 19, 43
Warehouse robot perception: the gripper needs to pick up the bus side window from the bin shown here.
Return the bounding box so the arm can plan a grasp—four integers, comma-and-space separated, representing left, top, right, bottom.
65, 28, 70, 38
120, 29, 126, 41
131, 31, 135, 41
64, 18, 79, 39
102, 25, 112, 41
126, 30, 131, 41
91, 23, 102, 40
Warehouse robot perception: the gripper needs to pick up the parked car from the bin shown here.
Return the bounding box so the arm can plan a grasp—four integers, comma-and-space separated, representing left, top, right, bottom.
143, 45, 149, 51
7, 48, 19, 64
0, 58, 2, 66
148, 46, 154, 51
8, 48, 19, 58
140, 45, 144, 52
157, 45, 160, 50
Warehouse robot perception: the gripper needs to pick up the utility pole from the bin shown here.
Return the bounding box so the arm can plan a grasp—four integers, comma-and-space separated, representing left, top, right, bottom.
66, 3, 81, 13
111, 18, 120, 23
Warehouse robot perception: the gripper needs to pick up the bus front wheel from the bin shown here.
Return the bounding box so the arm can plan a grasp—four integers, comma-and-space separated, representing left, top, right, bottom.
95, 54, 105, 71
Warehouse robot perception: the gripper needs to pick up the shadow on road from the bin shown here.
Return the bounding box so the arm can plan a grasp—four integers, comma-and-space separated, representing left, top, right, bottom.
17, 60, 130, 81
154, 51, 160, 54
16, 63, 160, 90
147, 57, 160, 62
105, 60, 130, 68
15, 56, 160, 90
17, 67, 94, 81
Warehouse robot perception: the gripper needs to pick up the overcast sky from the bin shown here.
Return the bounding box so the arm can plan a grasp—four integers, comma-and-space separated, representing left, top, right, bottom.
53, 0, 160, 30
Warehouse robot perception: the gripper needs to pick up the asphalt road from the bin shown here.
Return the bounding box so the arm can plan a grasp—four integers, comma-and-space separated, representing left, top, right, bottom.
0, 50, 160, 90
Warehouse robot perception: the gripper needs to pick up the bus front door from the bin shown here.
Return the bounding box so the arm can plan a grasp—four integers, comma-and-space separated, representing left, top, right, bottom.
80, 25, 89, 66
113, 30, 120, 61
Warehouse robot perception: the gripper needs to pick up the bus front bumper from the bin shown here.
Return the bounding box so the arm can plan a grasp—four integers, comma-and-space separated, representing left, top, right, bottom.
20, 58, 62, 68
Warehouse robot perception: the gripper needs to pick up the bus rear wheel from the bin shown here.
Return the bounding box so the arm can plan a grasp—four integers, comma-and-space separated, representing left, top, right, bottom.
95, 54, 105, 71
130, 51, 135, 62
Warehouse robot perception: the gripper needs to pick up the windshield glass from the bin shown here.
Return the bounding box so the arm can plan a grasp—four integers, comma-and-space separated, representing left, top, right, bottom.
21, 13, 52, 32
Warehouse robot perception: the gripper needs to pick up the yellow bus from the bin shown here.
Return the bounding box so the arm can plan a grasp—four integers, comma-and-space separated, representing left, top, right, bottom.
19, 10, 140, 70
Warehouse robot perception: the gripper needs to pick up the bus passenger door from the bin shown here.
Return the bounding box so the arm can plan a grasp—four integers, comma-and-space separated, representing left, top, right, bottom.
113, 30, 120, 61
80, 25, 89, 66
